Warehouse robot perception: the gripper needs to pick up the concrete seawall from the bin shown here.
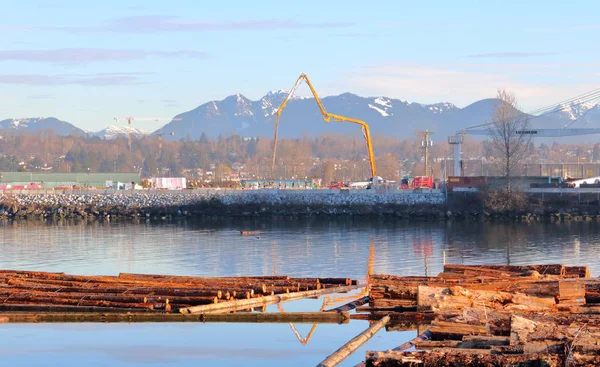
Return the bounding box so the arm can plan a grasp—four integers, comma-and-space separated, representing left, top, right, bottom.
0, 189, 446, 220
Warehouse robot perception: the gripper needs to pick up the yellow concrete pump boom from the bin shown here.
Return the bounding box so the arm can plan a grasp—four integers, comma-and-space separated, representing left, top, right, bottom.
271, 74, 377, 178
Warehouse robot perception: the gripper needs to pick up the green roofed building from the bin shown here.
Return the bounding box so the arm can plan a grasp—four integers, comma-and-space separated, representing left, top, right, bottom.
0, 172, 141, 189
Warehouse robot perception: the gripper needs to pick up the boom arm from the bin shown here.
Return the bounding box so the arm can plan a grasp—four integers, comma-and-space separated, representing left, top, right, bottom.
272, 74, 377, 178
461, 128, 600, 137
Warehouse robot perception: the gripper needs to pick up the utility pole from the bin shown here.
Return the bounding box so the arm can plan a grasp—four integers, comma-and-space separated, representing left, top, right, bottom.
420, 130, 434, 177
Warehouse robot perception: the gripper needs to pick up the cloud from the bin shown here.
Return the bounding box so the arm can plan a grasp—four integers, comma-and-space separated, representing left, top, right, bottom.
0, 94, 14, 98
34, 16, 353, 33
341, 63, 598, 110
0, 48, 208, 64
0, 73, 144, 86
467, 52, 557, 58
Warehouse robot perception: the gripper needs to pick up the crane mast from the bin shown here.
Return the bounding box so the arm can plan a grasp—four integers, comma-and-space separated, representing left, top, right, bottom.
272, 74, 377, 180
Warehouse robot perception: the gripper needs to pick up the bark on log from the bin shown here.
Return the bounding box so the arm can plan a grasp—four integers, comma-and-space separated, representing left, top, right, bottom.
365, 351, 564, 367
317, 315, 390, 367
0, 311, 348, 324
179, 285, 362, 314
323, 296, 369, 312
393, 330, 433, 351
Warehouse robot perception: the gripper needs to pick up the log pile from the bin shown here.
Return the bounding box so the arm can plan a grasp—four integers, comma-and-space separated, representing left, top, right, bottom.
369, 264, 591, 313
0, 270, 358, 314
365, 264, 600, 366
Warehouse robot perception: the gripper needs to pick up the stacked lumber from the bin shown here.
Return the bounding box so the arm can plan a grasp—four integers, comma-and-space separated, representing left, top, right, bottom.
0, 270, 358, 313
365, 264, 600, 367
369, 264, 591, 313
366, 309, 600, 366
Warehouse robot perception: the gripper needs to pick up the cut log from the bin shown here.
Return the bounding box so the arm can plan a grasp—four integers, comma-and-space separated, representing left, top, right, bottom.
179, 285, 362, 314
365, 351, 564, 367
393, 330, 433, 351
429, 320, 488, 340
444, 264, 566, 276
323, 296, 369, 312
414, 340, 460, 349
316, 315, 390, 367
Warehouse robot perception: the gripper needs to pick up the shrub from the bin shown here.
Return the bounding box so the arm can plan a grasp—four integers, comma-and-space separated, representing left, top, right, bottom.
480, 187, 528, 214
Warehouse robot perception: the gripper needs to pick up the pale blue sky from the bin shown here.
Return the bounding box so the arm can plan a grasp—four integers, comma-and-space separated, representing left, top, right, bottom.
1, 0, 599, 131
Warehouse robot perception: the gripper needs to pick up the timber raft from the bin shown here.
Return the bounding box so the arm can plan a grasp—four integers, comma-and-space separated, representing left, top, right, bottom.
0, 270, 360, 324
356, 264, 600, 367
4, 265, 600, 366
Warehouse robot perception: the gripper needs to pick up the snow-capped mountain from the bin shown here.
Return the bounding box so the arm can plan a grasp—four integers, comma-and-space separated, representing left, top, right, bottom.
158, 91, 465, 140
0, 117, 85, 136
93, 125, 150, 140
549, 101, 600, 125
5, 96, 600, 141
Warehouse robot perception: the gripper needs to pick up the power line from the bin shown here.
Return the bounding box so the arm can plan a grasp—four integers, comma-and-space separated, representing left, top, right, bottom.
526, 88, 600, 116
464, 88, 600, 131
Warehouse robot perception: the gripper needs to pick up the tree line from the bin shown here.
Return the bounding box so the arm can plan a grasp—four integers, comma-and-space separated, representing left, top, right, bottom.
0, 129, 597, 182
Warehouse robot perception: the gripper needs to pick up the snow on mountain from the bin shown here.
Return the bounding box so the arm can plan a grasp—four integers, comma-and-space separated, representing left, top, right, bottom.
368, 104, 390, 116
0, 117, 85, 136
552, 100, 600, 121
426, 102, 456, 114
7, 95, 599, 142
93, 125, 149, 140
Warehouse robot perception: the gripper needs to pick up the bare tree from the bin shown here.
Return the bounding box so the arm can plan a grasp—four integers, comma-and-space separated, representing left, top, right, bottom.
486, 89, 532, 191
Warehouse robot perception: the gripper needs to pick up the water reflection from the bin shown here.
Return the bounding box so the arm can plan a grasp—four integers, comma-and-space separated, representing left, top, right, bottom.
1, 218, 600, 366
1, 218, 599, 278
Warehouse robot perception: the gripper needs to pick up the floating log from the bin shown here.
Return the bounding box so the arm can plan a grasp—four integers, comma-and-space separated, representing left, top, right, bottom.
323, 296, 369, 313
443, 264, 567, 276
317, 315, 390, 367
393, 330, 433, 351
0, 304, 154, 313
0, 311, 349, 324
179, 285, 362, 314
365, 351, 564, 367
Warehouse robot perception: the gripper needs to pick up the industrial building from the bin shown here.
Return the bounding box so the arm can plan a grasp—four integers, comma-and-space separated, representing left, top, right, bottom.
0, 172, 141, 189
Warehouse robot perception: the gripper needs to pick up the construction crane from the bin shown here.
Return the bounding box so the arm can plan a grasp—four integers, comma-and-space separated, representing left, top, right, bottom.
271, 74, 377, 180
113, 117, 181, 151
448, 128, 600, 176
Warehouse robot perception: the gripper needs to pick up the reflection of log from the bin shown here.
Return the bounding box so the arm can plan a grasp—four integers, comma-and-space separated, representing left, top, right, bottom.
317, 315, 390, 367
180, 285, 362, 314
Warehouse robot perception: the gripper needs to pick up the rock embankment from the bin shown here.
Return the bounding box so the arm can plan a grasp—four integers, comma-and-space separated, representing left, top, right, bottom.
0, 190, 447, 220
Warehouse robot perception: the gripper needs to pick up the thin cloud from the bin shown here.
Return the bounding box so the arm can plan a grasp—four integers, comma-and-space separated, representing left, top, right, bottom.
467, 52, 557, 58
0, 48, 208, 64
34, 15, 353, 33
0, 73, 143, 86
343, 63, 598, 110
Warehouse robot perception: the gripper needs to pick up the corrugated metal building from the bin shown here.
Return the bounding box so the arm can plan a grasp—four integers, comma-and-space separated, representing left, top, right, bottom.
0, 172, 141, 188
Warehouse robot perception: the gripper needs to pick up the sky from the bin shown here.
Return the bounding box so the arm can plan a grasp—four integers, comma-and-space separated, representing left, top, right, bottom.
1, 0, 600, 132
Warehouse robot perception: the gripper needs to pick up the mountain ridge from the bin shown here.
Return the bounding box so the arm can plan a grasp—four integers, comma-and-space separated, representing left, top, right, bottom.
2, 93, 600, 141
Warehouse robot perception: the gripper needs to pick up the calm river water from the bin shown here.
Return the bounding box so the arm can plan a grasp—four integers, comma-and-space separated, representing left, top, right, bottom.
1, 218, 599, 366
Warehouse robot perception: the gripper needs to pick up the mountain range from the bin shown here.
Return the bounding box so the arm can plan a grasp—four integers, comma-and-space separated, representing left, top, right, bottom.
2, 92, 600, 142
